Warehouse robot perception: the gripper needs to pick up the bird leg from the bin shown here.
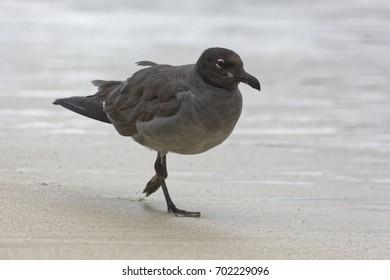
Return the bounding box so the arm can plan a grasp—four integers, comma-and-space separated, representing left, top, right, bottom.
154, 153, 201, 217
142, 154, 168, 197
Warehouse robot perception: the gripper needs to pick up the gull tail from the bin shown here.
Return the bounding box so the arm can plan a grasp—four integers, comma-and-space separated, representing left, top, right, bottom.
53, 95, 111, 124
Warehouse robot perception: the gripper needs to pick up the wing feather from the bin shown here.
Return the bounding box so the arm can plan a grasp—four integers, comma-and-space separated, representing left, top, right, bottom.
93, 64, 190, 136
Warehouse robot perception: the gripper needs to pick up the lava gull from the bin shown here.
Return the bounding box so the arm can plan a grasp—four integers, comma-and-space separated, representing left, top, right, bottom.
54, 47, 261, 217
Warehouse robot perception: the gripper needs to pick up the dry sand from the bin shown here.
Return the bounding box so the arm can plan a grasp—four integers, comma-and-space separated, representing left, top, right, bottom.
1, 129, 389, 259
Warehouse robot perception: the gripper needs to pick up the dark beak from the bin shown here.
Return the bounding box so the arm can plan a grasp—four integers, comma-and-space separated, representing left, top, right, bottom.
235, 70, 261, 91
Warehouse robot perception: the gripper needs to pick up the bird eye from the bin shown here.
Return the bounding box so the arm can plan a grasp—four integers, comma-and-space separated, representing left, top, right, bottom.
216, 59, 225, 69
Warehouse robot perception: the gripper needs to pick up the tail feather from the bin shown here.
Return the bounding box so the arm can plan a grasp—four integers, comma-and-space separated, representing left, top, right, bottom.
53, 96, 111, 124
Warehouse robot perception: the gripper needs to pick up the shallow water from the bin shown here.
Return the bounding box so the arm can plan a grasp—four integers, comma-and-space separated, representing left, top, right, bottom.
1, 0, 390, 177
1, 0, 390, 153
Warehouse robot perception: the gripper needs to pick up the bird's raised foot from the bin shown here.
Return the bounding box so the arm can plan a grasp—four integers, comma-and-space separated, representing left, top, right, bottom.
143, 175, 161, 197
168, 206, 201, 217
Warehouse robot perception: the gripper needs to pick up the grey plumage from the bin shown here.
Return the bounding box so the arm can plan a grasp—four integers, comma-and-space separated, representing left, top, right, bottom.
54, 47, 260, 217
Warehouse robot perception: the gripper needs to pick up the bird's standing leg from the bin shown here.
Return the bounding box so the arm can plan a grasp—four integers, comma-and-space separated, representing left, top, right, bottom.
154, 153, 200, 217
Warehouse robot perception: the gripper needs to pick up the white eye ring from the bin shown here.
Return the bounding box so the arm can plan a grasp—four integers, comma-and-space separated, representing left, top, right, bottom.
216, 59, 225, 69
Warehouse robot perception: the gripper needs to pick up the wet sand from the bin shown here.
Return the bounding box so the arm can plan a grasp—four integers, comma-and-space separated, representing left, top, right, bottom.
1, 131, 390, 259
1, 0, 390, 259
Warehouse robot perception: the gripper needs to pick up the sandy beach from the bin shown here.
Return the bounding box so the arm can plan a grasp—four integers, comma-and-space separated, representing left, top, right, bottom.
1, 0, 390, 259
